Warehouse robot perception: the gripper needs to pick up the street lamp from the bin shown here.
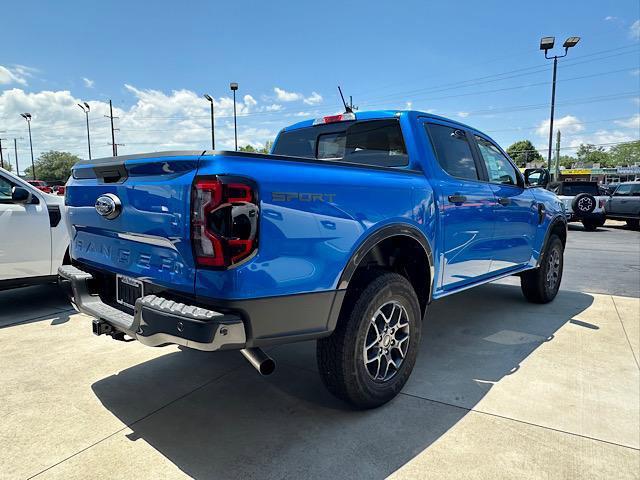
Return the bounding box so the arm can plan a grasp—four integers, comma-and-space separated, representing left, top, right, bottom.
230, 82, 238, 151
540, 35, 580, 180
78, 102, 92, 160
20, 113, 36, 180
203, 94, 215, 150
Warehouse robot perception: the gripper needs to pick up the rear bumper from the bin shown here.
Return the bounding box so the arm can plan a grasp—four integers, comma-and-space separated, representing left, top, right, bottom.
58, 265, 246, 351
59, 263, 345, 349
568, 211, 605, 222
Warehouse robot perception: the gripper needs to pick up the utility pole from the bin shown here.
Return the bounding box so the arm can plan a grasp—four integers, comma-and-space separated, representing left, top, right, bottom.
555, 130, 561, 181
105, 99, 123, 156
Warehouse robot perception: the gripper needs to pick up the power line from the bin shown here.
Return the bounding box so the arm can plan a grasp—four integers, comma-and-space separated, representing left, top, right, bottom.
353, 43, 640, 101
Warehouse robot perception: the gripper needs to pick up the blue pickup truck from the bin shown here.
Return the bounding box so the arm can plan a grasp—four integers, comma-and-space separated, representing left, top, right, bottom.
59, 110, 566, 408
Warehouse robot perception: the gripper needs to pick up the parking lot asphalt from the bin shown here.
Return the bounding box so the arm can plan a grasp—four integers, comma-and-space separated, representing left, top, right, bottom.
1, 221, 638, 480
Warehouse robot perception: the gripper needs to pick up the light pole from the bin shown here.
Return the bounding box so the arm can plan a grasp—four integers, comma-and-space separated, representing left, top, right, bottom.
230, 82, 238, 151
14, 138, 22, 177
203, 94, 215, 150
78, 102, 92, 159
540, 36, 580, 180
20, 113, 36, 180
0, 137, 6, 169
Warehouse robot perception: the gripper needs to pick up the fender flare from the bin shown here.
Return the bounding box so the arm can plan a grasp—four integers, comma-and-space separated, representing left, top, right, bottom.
537, 214, 567, 267
337, 223, 435, 299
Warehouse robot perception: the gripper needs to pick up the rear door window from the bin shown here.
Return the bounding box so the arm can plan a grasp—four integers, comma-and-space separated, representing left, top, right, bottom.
0, 176, 13, 202
613, 184, 632, 196
426, 124, 479, 180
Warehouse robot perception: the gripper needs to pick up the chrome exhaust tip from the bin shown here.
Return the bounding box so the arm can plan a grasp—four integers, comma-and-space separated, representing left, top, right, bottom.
240, 348, 276, 376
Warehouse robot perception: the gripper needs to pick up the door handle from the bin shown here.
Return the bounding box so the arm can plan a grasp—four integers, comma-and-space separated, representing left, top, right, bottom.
448, 194, 467, 204
497, 197, 510, 206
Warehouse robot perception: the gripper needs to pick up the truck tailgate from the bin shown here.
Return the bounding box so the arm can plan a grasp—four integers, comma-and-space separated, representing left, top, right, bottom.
65, 152, 203, 294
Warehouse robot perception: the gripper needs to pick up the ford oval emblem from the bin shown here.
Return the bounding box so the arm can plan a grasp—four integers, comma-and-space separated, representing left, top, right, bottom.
95, 193, 122, 220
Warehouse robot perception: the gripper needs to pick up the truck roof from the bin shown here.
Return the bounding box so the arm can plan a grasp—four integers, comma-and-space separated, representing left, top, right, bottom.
283, 110, 479, 133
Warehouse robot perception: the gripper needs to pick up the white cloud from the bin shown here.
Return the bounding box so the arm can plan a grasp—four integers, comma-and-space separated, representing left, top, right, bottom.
264, 104, 283, 112
274, 87, 302, 102
536, 115, 584, 136
614, 114, 640, 129
0, 65, 29, 85
457, 111, 469, 118
631, 19, 640, 40
0, 85, 280, 172
83, 77, 94, 88
303, 91, 322, 105
567, 129, 637, 149
294, 111, 311, 117
243, 94, 257, 107
405, 101, 413, 110
631, 68, 640, 76
604, 16, 618, 21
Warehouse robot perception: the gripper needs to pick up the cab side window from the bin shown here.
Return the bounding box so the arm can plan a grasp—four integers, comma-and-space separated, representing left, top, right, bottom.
475, 135, 519, 186
426, 124, 478, 180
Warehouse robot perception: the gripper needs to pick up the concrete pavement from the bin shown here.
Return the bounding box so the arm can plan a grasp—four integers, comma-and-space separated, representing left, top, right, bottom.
1, 280, 638, 479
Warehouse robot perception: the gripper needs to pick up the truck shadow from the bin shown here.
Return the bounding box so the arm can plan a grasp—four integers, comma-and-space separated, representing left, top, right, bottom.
0, 283, 72, 328
91, 283, 594, 479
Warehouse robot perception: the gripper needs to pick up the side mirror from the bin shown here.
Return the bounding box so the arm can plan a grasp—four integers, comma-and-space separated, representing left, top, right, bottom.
524, 168, 550, 188
11, 186, 34, 204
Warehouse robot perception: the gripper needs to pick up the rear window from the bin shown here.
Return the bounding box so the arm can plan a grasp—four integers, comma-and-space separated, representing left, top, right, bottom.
561, 183, 599, 196
272, 119, 408, 167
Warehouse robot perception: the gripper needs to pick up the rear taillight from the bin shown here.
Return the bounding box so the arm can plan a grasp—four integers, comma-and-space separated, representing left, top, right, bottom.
191, 176, 259, 268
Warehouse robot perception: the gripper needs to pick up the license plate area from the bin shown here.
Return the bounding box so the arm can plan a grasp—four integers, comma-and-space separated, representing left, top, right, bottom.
116, 275, 144, 309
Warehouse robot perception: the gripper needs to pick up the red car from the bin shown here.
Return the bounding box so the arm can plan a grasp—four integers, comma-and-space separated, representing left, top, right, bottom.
27, 180, 53, 194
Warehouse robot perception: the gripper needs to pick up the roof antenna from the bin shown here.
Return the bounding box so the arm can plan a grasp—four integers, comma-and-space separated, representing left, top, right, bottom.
338, 86, 353, 113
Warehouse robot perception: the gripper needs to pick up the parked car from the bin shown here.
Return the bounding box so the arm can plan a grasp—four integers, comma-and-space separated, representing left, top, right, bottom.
0, 168, 70, 290
59, 110, 566, 408
605, 181, 640, 228
27, 179, 53, 194
547, 181, 607, 231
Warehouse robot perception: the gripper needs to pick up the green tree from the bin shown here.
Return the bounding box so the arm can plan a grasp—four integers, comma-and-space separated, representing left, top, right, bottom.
575, 143, 611, 167
24, 151, 80, 181
239, 140, 273, 154
558, 155, 577, 169
608, 140, 640, 167
1, 160, 13, 172
506, 140, 545, 167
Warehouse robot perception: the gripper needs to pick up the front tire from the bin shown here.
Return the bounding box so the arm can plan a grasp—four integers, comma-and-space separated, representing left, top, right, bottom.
316, 271, 421, 409
626, 219, 639, 229
520, 235, 564, 304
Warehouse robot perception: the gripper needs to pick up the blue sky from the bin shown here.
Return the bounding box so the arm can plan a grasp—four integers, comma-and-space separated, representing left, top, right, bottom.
0, 0, 638, 170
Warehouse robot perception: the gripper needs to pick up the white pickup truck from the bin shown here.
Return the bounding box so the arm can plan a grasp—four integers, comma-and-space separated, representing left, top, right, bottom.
0, 168, 69, 290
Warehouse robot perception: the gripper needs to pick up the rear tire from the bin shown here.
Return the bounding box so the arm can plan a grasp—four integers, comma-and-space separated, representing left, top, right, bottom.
626, 219, 639, 229
582, 219, 599, 231
521, 235, 563, 304
317, 271, 421, 409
